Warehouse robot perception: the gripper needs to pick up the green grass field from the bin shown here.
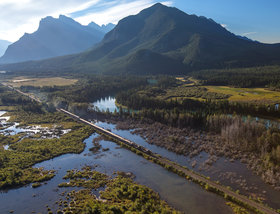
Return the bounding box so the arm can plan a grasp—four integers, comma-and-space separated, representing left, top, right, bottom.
155, 79, 280, 104
206, 86, 280, 104
7, 77, 78, 87
157, 84, 230, 101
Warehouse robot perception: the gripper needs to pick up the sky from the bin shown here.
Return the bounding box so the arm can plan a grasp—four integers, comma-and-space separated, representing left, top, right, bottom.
0, 0, 279, 43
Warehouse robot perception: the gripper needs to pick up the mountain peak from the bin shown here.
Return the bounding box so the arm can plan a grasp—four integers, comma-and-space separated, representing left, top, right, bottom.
58, 15, 76, 23
151, 2, 166, 8
88, 21, 100, 28
0, 15, 105, 64
88, 22, 115, 33
59, 14, 68, 19
39, 15, 76, 26
40, 16, 55, 23
139, 2, 170, 15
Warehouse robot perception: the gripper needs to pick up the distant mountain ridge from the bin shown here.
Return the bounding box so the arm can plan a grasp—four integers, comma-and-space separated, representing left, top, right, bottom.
88, 22, 115, 33
1, 3, 280, 75
0, 15, 107, 64
0, 40, 11, 57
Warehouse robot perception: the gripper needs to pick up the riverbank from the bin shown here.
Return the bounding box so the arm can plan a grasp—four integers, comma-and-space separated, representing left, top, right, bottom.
2, 85, 280, 212
0, 105, 95, 189
105, 116, 280, 193
1, 85, 233, 214
55, 167, 181, 214
59, 108, 278, 213
88, 118, 278, 214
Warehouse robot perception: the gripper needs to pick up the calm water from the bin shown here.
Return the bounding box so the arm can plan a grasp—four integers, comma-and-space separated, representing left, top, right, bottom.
92, 96, 118, 113
95, 121, 280, 209
92, 97, 280, 128
0, 111, 70, 138
1, 96, 279, 213
0, 133, 231, 214
91, 97, 280, 209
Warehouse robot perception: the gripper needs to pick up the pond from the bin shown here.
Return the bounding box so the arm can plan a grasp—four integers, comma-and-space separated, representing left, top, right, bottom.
0, 132, 231, 214
92, 96, 118, 113
0, 111, 11, 130
0, 111, 70, 139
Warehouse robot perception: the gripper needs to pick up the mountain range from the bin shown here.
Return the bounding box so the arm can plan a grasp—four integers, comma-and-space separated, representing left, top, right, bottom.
88, 22, 115, 34
1, 3, 280, 75
0, 40, 11, 57
0, 16, 114, 64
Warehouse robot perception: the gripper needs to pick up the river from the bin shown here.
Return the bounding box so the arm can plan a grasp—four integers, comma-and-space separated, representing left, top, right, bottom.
0, 105, 233, 213
0, 133, 232, 213
92, 96, 280, 210
1, 96, 279, 213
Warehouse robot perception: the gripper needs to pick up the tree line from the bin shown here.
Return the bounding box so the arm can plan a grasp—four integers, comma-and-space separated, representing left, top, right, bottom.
191, 65, 280, 88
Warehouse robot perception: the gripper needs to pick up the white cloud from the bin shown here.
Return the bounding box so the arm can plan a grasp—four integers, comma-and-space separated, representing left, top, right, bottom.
0, 0, 173, 42
0, 0, 101, 42
0, 0, 31, 6
75, 0, 173, 25
242, 32, 257, 36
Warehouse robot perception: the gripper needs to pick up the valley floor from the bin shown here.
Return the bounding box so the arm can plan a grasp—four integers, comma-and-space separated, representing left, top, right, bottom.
1, 73, 280, 213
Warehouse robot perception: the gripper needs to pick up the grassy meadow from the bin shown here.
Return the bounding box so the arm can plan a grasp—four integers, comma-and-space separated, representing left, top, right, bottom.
156, 77, 280, 104
205, 86, 280, 104
6, 77, 78, 87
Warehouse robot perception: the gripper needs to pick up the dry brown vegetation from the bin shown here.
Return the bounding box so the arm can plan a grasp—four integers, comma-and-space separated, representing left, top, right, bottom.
107, 116, 280, 192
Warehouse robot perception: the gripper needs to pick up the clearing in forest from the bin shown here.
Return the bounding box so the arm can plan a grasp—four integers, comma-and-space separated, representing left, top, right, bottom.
206, 86, 280, 104
7, 77, 78, 87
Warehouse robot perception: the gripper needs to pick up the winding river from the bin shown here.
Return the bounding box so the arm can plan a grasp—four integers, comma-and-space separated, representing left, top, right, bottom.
1, 97, 279, 213
0, 133, 231, 214
92, 97, 280, 210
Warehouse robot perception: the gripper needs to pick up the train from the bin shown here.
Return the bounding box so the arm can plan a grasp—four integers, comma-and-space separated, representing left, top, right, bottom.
59, 108, 155, 157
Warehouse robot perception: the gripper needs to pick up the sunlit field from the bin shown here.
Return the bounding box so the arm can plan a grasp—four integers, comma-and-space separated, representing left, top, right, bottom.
7, 77, 78, 87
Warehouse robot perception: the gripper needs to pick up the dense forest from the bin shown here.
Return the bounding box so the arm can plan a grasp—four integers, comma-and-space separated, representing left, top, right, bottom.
0, 85, 43, 112
114, 78, 280, 177
19, 75, 147, 109
191, 65, 280, 88
116, 90, 280, 121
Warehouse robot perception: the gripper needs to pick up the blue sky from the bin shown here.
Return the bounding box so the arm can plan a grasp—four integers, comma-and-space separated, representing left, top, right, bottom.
173, 0, 280, 43
0, 0, 279, 43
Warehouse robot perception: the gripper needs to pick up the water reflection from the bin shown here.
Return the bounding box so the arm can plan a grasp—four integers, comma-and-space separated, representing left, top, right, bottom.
94, 121, 280, 210
92, 96, 118, 113
0, 133, 231, 214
